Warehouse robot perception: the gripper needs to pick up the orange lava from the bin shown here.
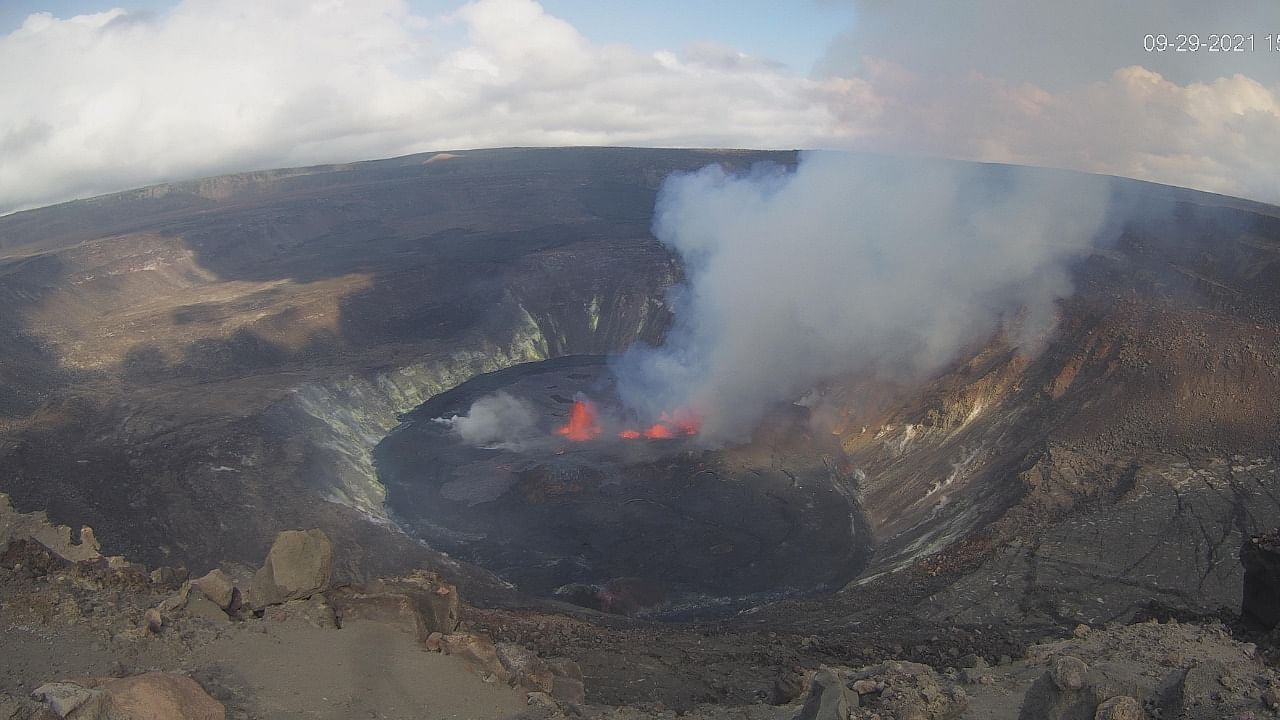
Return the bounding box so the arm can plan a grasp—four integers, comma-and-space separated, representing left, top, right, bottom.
618, 408, 702, 440
642, 423, 674, 439
557, 399, 602, 442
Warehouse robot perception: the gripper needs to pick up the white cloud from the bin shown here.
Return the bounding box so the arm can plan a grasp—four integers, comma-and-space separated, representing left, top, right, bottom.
1, 0, 1278, 214
824, 61, 1280, 203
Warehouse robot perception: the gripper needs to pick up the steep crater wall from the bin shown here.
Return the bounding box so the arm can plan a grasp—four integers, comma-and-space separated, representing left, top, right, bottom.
276, 281, 673, 523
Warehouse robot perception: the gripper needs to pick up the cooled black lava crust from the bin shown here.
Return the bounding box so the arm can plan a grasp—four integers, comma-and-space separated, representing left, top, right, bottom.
375, 355, 870, 616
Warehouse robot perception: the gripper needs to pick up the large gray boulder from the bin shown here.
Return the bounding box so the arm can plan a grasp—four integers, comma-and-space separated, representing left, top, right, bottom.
251, 529, 332, 607
795, 668, 857, 720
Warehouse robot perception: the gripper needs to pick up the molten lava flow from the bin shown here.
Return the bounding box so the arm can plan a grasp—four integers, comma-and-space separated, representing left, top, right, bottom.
557, 399, 602, 442
643, 423, 674, 439
618, 407, 702, 440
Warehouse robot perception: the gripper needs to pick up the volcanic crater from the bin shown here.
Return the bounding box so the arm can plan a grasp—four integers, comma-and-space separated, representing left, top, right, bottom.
376, 355, 871, 617
1, 147, 1279, 711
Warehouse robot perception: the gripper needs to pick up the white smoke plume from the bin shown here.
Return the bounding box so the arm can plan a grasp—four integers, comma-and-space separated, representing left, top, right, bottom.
613, 152, 1111, 446
434, 391, 539, 450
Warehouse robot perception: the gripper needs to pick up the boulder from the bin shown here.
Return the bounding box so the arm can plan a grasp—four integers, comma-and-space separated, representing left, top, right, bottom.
796, 668, 857, 720
424, 632, 444, 652
1052, 657, 1089, 691
1241, 529, 1280, 629
183, 593, 230, 624
31, 682, 104, 717
329, 591, 424, 637
358, 571, 460, 634
496, 643, 555, 694
329, 571, 461, 639
191, 570, 239, 612
92, 673, 223, 720
1020, 661, 1154, 720
141, 608, 163, 634
33, 673, 223, 720
251, 529, 332, 607
439, 632, 510, 683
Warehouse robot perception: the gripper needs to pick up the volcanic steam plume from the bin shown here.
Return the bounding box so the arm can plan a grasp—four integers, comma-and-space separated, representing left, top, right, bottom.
612, 152, 1112, 446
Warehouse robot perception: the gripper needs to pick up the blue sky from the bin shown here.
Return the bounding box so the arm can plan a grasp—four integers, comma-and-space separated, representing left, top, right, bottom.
1, 0, 855, 74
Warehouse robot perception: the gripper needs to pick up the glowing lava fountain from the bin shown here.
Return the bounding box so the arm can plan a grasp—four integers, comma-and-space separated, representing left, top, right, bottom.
557, 399, 602, 441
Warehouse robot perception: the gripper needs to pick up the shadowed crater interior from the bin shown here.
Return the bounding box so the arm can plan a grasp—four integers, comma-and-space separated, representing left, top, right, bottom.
375, 356, 872, 617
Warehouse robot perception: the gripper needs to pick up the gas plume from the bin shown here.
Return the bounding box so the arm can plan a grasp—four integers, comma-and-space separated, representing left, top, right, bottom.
613, 152, 1111, 445
434, 391, 539, 450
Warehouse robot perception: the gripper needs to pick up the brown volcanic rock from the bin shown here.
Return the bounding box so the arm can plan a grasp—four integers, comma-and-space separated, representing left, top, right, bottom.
439, 632, 510, 683
329, 589, 424, 635
33, 673, 224, 720
250, 529, 332, 607
363, 570, 461, 635
191, 569, 239, 612
261, 594, 337, 629
90, 673, 224, 720
330, 570, 461, 639
795, 668, 857, 720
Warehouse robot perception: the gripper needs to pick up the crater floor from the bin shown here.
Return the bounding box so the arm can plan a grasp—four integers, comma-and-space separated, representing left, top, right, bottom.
375, 356, 871, 617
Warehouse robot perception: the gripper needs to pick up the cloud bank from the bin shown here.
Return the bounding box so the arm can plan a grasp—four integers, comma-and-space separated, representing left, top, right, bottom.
613, 153, 1111, 445
1, 0, 1278, 214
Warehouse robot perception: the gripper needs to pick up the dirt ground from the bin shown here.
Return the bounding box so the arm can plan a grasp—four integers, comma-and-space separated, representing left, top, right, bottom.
0, 568, 525, 720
